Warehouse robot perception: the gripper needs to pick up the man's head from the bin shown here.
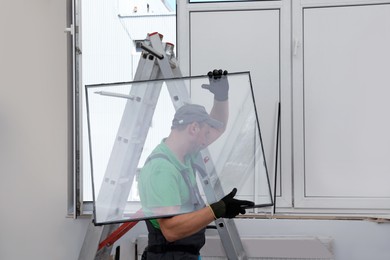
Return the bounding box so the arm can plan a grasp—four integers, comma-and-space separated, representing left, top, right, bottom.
171, 104, 223, 130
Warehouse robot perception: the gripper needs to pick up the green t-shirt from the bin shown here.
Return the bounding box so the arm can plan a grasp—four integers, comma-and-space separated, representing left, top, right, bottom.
138, 140, 199, 229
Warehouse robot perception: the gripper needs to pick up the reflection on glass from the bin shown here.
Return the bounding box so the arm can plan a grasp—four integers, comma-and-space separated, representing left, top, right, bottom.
85, 72, 272, 225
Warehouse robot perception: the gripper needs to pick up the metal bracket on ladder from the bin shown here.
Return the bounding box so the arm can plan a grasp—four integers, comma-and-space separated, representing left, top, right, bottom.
78, 32, 248, 260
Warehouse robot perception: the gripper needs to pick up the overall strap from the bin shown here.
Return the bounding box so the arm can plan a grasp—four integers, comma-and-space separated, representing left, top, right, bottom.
144, 153, 204, 209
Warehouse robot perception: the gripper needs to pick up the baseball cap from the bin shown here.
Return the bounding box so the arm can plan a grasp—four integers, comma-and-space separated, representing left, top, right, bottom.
172, 104, 223, 129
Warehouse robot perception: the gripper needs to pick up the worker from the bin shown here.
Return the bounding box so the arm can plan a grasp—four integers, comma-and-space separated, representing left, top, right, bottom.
138, 69, 254, 259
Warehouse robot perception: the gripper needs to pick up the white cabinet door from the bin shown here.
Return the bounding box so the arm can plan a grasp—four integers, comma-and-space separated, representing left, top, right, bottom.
293, 1, 390, 211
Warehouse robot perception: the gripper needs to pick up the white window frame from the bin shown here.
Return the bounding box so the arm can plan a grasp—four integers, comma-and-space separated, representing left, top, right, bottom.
177, 0, 293, 212
178, 0, 390, 219
70, 0, 390, 219
291, 0, 390, 217
71, 0, 178, 216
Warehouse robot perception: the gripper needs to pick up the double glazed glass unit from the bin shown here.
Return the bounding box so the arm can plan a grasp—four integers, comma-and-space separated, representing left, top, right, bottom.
86, 72, 272, 225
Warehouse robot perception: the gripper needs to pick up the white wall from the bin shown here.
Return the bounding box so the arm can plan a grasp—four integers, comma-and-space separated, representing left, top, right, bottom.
0, 1, 90, 259
1, 1, 390, 260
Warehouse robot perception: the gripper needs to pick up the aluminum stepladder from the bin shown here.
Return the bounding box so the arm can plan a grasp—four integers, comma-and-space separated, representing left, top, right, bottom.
78, 32, 248, 260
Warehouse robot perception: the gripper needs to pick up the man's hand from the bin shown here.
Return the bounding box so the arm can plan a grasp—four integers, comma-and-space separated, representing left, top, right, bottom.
210, 188, 254, 219
201, 69, 229, 101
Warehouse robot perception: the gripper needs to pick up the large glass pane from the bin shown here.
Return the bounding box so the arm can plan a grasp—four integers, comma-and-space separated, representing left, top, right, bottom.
86, 72, 272, 225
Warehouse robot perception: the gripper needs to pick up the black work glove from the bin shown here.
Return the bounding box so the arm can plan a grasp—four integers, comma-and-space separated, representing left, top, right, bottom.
210, 188, 254, 219
201, 69, 229, 101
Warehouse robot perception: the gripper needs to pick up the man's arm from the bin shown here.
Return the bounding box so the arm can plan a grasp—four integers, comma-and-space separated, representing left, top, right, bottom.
157, 206, 215, 242
207, 100, 229, 144
157, 188, 254, 242
203, 69, 230, 143
210, 99, 229, 132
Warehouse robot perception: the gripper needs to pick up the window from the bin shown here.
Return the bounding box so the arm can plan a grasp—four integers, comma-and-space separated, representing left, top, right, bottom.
73, 0, 177, 214
73, 0, 390, 219
177, 0, 390, 218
